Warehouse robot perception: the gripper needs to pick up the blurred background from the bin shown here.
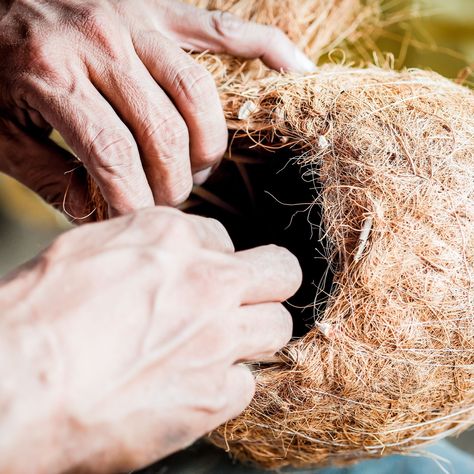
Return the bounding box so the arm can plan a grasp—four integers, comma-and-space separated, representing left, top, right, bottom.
0, 0, 473, 460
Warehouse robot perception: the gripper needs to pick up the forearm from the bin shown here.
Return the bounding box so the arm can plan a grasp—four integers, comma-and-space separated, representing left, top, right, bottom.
0, 276, 69, 474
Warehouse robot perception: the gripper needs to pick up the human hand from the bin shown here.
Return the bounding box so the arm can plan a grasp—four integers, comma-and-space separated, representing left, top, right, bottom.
0, 118, 92, 219
0, 0, 315, 218
0, 207, 302, 473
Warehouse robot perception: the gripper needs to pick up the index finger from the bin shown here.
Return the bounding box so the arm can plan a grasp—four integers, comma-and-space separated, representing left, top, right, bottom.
132, 31, 228, 179
236, 244, 302, 304
24, 76, 155, 217
165, 6, 316, 73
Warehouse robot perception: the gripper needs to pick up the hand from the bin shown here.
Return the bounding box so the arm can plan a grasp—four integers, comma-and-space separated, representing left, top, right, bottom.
0, 207, 302, 473
0, 0, 315, 218
0, 118, 92, 219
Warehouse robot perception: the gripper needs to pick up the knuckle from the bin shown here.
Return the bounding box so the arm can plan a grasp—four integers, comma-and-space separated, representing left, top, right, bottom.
268, 25, 288, 44
162, 120, 189, 153
163, 212, 195, 237
0, 19, 71, 93
174, 64, 216, 109
213, 367, 255, 419
172, 65, 227, 164
274, 304, 293, 344
242, 304, 292, 355
197, 138, 227, 168
150, 116, 189, 158
121, 214, 186, 261
14, 40, 69, 92
66, 3, 122, 59
209, 11, 244, 39
16, 71, 67, 101
235, 366, 256, 405
189, 258, 236, 294
157, 212, 201, 248
165, 177, 193, 207
88, 128, 137, 172
67, 2, 106, 33
206, 218, 234, 251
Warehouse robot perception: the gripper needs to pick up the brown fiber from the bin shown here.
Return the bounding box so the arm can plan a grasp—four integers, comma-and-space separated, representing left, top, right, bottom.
186, 0, 385, 63
203, 63, 474, 468
88, 0, 474, 469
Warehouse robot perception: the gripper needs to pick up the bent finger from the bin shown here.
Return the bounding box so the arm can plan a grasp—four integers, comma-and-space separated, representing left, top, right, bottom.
231, 303, 293, 362
162, 6, 315, 72
131, 208, 235, 253
221, 364, 255, 422
89, 53, 194, 206
236, 244, 302, 304
185, 365, 255, 438
188, 214, 235, 253
24, 77, 154, 217
133, 30, 227, 178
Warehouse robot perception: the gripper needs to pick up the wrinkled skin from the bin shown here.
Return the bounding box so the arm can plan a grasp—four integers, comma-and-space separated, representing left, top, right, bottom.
0, 2, 307, 471
0, 207, 302, 473
0, 117, 90, 217
0, 0, 315, 219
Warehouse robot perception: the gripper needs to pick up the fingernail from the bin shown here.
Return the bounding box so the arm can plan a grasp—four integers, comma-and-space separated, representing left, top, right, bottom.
193, 166, 213, 185
294, 48, 317, 73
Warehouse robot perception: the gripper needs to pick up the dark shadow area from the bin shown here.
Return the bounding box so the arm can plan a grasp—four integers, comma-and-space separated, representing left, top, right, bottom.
187, 150, 333, 337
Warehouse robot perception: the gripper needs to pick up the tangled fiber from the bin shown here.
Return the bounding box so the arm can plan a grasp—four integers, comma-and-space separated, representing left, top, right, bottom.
86, 0, 474, 469
199, 64, 474, 469
186, 0, 386, 63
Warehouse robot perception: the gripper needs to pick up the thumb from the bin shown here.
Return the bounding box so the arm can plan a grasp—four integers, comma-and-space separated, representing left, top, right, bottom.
158, 3, 316, 72
0, 120, 95, 223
